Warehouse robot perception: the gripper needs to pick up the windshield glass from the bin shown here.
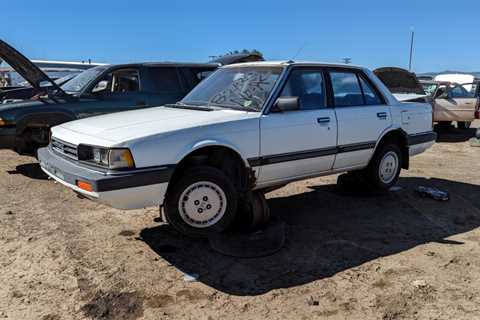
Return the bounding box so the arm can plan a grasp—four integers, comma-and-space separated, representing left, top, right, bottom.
422, 83, 439, 96
181, 66, 283, 111
61, 66, 107, 93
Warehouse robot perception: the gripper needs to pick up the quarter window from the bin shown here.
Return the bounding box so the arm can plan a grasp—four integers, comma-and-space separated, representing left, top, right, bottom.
279, 70, 326, 110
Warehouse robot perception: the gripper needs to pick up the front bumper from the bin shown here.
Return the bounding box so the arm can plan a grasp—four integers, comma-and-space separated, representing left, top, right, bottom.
37, 146, 174, 210
0, 127, 16, 149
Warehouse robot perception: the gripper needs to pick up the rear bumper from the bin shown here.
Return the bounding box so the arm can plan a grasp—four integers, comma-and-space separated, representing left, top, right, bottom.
408, 131, 437, 157
37, 146, 174, 210
0, 127, 16, 149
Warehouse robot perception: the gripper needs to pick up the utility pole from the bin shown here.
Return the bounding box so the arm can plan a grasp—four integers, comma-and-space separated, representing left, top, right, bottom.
408, 28, 415, 71
342, 57, 352, 64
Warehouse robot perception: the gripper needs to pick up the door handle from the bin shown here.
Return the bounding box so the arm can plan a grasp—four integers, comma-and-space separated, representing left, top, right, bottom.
377, 112, 388, 120
317, 117, 330, 124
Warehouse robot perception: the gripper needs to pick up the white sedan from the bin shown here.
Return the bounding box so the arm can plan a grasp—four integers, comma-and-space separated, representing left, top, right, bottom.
38, 61, 436, 237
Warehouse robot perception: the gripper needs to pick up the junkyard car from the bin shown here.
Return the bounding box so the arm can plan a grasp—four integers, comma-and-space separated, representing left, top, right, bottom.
374, 67, 479, 129
0, 40, 218, 154
427, 81, 479, 129
38, 61, 436, 237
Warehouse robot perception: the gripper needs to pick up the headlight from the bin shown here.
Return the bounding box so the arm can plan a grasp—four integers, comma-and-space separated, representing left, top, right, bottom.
78, 145, 135, 169
0, 118, 6, 126
109, 149, 135, 169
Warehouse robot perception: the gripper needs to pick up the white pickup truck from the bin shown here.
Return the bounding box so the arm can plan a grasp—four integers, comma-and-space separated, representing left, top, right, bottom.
38, 61, 436, 237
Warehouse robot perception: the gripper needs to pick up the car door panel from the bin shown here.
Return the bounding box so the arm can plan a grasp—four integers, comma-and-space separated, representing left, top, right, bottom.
258, 110, 337, 183
329, 70, 392, 170
257, 68, 338, 184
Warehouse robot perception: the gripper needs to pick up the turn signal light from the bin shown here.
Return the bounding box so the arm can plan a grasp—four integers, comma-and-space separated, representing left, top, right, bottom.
77, 180, 93, 192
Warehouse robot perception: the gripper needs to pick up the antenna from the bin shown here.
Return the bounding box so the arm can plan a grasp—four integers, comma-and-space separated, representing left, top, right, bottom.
342, 57, 352, 64
292, 42, 308, 61
409, 27, 415, 71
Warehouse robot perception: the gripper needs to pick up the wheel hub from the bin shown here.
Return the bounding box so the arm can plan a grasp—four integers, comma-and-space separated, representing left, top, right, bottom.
379, 151, 399, 184
178, 181, 227, 228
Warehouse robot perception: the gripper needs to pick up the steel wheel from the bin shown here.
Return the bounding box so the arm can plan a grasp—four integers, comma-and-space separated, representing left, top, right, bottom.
178, 181, 227, 228
378, 151, 399, 184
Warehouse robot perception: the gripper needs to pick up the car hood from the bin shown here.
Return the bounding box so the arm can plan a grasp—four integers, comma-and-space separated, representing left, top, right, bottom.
0, 40, 60, 92
374, 67, 426, 95
54, 106, 259, 146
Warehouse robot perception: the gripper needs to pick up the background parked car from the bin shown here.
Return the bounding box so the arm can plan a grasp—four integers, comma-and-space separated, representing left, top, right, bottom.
0, 40, 219, 155
374, 67, 480, 129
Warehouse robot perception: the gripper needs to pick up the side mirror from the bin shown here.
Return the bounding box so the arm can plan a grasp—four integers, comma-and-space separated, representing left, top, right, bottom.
273, 97, 299, 112
92, 80, 109, 94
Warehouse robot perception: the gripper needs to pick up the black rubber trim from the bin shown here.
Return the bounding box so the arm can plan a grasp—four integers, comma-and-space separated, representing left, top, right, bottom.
408, 131, 437, 145
95, 166, 175, 192
248, 141, 376, 166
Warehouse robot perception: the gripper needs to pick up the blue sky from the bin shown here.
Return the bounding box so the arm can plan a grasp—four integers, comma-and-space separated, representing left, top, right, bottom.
4, 0, 480, 73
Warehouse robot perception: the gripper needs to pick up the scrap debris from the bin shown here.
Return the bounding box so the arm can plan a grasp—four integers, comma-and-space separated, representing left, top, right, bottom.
415, 186, 450, 201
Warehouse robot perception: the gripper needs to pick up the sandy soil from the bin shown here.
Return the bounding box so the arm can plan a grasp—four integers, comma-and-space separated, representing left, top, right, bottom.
1, 124, 480, 320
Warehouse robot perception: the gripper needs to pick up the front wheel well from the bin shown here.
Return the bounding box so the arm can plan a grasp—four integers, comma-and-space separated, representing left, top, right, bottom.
375, 130, 409, 169
167, 146, 253, 195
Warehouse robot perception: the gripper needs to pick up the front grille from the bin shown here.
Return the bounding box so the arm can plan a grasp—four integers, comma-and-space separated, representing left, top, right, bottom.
51, 137, 78, 159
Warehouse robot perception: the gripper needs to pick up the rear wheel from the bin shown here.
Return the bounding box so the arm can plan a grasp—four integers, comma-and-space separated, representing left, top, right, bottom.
457, 121, 471, 130
164, 166, 238, 237
363, 144, 402, 191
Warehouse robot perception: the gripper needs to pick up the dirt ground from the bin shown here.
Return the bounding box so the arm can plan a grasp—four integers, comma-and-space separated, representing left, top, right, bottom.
1, 124, 480, 320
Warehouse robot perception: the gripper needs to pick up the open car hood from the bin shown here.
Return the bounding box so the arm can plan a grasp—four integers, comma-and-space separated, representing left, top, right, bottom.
0, 40, 63, 93
374, 67, 426, 96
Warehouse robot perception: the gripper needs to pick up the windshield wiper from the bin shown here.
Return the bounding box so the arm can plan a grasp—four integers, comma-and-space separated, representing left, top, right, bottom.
164, 102, 216, 111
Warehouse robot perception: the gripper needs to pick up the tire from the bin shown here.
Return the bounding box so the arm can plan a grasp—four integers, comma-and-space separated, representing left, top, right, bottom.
231, 191, 270, 232
457, 121, 471, 130
363, 144, 402, 191
164, 166, 238, 237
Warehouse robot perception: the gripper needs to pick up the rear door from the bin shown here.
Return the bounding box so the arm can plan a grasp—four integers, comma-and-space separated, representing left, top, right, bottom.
143, 67, 186, 106
257, 68, 337, 184
328, 68, 392, 169
434, 83, 478, 122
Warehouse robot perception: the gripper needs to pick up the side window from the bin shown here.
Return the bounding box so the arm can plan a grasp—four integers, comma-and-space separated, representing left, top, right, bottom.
329, 71, 364, 107
91, 69, 139, 94
148, 67, 182, 93
450, 84, 475, 98
279, 70, 326, 110
358, 76, 383, 105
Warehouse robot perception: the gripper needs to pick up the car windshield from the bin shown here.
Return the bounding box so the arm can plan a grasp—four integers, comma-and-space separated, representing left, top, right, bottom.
422, 83, 439, 96
61, 66, 107, 93
180, 66, 283, 111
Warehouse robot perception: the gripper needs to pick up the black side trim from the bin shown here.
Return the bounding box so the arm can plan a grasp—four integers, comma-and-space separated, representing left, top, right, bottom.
248, 141, 376, 166
408, 131, 437, 146
96, 166, 175, 192
337, 141, 376, 153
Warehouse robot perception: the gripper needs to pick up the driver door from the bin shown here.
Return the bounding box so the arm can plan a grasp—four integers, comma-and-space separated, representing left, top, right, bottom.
257, 68, 337, 184
72, 67, 148, 119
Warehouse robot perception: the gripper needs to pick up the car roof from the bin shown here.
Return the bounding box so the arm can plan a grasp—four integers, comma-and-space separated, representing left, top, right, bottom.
104, 62, 220, 69
221, 60, 365, 70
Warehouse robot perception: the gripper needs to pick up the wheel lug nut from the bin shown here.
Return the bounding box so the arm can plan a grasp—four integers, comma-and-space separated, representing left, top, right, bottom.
203, 196, 208, 201
206, 204, 212, 210
194, 200, 200, 206
198, 208, 203, 214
